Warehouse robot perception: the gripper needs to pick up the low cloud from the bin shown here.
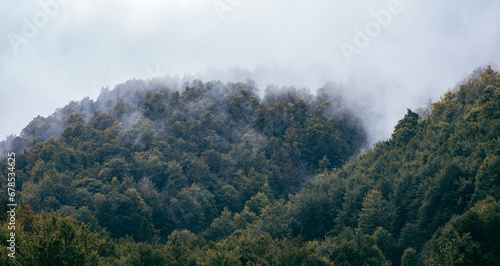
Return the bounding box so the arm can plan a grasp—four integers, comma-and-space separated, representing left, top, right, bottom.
1, 0, 499, 143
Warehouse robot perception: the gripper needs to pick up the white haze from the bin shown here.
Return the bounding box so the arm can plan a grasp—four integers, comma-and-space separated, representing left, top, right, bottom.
0, 0, 499, 145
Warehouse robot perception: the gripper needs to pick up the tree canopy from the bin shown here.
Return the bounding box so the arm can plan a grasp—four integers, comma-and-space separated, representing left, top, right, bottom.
1, 67, 499, 265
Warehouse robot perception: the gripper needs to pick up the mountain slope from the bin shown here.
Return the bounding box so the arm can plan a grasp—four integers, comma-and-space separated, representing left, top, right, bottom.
292, 66, 500, 264
1, 79, 365, 241
1, 67, 499, 265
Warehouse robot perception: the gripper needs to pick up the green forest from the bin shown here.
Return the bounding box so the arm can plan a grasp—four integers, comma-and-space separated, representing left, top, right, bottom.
1, 67, 499, 265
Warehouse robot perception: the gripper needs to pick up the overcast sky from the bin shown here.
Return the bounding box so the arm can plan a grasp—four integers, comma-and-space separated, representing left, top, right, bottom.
1, 0, 499, 143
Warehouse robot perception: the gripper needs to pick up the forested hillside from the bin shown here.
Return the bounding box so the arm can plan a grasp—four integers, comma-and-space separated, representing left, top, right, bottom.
1, 67, 499, 265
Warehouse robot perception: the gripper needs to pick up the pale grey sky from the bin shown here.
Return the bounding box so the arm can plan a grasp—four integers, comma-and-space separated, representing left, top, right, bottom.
1, 0, 499, 143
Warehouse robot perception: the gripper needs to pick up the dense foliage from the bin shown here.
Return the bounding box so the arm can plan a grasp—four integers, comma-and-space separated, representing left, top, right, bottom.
1, 67, 499, 265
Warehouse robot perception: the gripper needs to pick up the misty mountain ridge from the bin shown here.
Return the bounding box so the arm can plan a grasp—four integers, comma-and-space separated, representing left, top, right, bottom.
0, 66, 499, 264
0, 76, 365, 156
